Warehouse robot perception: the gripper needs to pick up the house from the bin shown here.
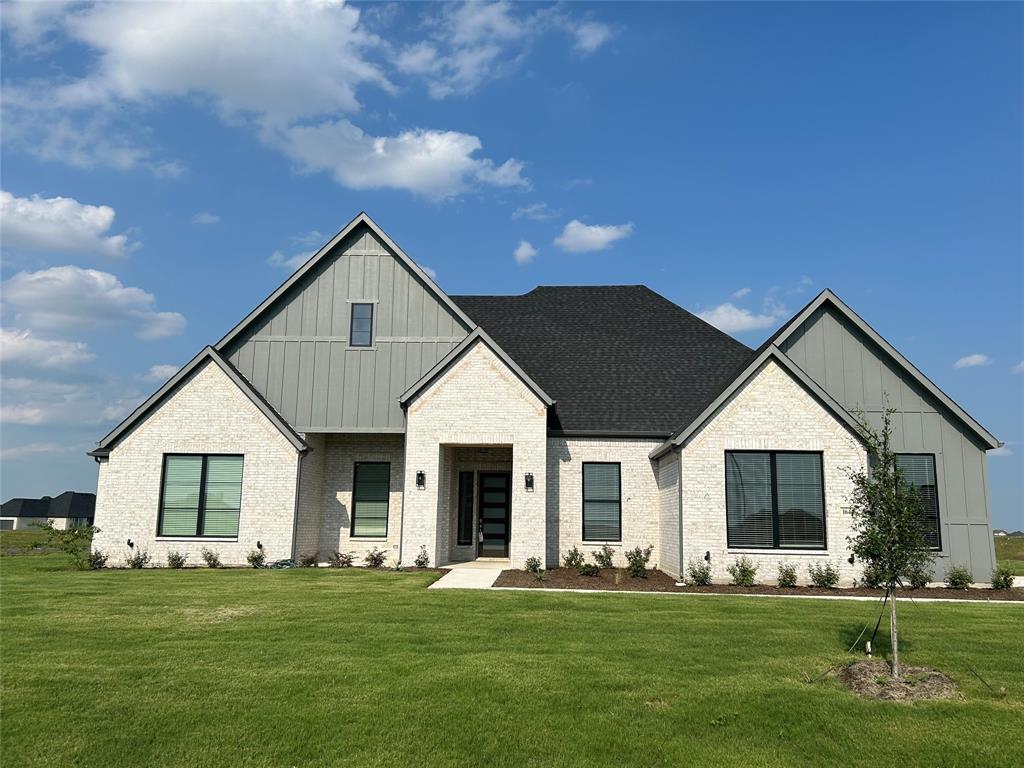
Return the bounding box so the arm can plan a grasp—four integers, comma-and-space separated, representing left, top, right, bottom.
994, 529, 1007, 537
89, 213, 1002, 582
1, 492, 96, 531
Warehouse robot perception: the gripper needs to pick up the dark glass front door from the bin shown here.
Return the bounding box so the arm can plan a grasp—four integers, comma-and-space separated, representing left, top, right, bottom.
478, 472, 511, 558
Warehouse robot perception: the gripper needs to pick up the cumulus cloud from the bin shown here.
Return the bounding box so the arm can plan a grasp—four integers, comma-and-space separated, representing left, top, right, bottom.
0, 442, 77, 461
267, 250, 314, 271
698, 302, 788, 334
514, 240, 538, 265
145, 364, 180, 382
2, 266, 185, 340
0, 329, 95, 369
953, 354, 992, 369
732, 287, 751, 299
554, 219, 633, 253
0, 376, 137, 427
0, 190, 138, 258
513, 202, 559, 221
420, 265, 438, 280
572, 21, 613, 54
1012, 361, 1024, 374
191, 212, 220, 225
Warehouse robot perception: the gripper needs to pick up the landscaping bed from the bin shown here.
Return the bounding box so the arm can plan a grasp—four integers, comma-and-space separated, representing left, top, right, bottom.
495, 568, 1024, 601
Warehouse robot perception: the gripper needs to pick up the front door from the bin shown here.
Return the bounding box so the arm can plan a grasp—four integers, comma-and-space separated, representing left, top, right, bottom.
478, 472, 511, 558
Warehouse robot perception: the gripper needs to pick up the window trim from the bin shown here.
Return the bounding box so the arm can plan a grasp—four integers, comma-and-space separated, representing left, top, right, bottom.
156, 453, 244, 539
350, 461, 390, 539
895, 452, 942, 552
724, 450, 827, 551
581, 461, 622, 542
349, 302, 374, 348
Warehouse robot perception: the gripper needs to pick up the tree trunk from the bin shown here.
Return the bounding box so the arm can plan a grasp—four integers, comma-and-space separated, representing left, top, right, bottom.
890, 587, 900, 679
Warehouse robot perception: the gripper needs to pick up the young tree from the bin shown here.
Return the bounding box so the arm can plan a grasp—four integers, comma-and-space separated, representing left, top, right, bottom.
35, 521, 103, 570
846, 409, 934, 678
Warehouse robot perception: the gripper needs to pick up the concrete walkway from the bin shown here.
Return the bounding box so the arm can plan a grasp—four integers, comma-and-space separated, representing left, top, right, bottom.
428, 559, 509, 590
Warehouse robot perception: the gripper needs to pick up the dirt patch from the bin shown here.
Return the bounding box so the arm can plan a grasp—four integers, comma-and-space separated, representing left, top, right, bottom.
837, 660, 958, 701
493, 568, 1024, 601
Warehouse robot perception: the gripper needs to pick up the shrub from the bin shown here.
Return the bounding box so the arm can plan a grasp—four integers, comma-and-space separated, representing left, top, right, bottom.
777, 562, 798, 588
35, 520, 100, 570
726, 556, 758, 587
298, 552, 319, 568
624, 545, 654, 578
991, 565, 1015, 590
903, 564, 931, 590
125, 548, 151, 569
592, 544, 614, 570
807, 561, 840, 588
246, 548, 267, 569
328, 551, 354, 568
525, 556, 543, 575
578, 563, 600, 577
858, 561, 884, 589
562, 546, 585, 570
88, 549, 109, 570
167, 551, 188, 569
686, 559, 712, 586
945, 564, 973, 590
414, 545, 430, 568
200, 547, 222, 568
364, 548, 386, 568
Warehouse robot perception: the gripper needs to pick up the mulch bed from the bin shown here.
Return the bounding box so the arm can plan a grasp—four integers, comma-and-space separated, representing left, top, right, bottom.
494, 568, 1024, 601
837, 660, 958, 701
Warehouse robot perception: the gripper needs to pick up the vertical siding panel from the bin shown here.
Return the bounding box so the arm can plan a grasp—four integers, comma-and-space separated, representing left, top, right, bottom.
267, 341, 285, 408
281, 342, 300, 423
332, 253, 350, 335
406, 343, 422, 392
922, 412, 942, 448
301, 279, 318, 336
285, 288, 303, 335
348, 254, 364, 298
961, 435, 986, 522
358, 351, 375, 427
297, 341, 315, 427
374, 342, 392, 426
393, 267, 409, 337
252, 341, 270, 393
389, 342, 406, 428
860, 343, 882, 407
270, 303, 287, 336
312, 341, 330, 428
326, 342, 345, 426
941, 421, 967, 519
421, 279, 438, 338
842, 327, 863, 409
316, 261, 334, 336
364, 253, 380, 301
823, 312, 845, 403
407, 277, 423, 337
342, 351, 360, 427
377, 256, 394, 337
803, 312, 826, 384
901, 412, 923, 452
880, 360, 903, 410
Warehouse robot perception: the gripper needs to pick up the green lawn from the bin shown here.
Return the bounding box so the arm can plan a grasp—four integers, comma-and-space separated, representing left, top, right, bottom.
2, 548, 1022, 768
995, 535, 1024, 576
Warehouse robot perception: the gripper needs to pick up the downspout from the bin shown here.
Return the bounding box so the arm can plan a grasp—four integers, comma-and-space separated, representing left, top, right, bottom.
396, 407, 409, 566
676, 445, 684, 581
289, 446, 305, 562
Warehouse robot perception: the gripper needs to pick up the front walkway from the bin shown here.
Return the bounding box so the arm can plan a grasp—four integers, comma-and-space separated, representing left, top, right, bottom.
428, 559, 508, 590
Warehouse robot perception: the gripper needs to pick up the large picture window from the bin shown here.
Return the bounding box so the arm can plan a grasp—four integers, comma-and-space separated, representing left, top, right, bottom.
725, 451, 825, 549
158, 454, 243, 538
582, 462, 621, 541
895, 454, 941, 550
351, 462, 390, 538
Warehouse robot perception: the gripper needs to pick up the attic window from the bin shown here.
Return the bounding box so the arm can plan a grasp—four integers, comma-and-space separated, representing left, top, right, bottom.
350, 303, 373, 347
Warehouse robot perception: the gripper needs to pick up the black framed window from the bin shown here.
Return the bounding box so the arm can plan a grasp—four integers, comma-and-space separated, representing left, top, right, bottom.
725, 451, 825, 549
158, 454, 243, 538
350, 303, 373, 347
895, 454, 941, 550
457, 471, 474, 546
351, 462, 389, 538
582, 462, 621, 541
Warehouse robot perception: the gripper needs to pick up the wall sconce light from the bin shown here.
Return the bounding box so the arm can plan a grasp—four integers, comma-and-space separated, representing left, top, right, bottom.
525, 473, 534, 491
127, 539, 134, 549
416, 471, 426, 490
257, 541, 263, 550
847, 554, 855, 566
704, 550, 711, 563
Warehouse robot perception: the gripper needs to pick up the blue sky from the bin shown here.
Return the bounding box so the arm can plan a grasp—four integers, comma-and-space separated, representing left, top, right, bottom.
1, 2, 1021, 529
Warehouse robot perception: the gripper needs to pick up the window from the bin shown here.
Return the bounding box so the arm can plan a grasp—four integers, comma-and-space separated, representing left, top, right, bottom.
158, 454, 243, 538
457, 471, 474, 546
725, 451, 825, 549
582, 462, 621, 541
0, 520, 13, 531
351, 462, 390, 538
349, 303, 373, 347
896, 454, 941, 550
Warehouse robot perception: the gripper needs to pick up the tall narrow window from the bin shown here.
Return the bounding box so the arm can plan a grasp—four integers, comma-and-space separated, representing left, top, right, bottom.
158, 454, 243, 538
725, 451, 825, 549
457, 471, 474, 546
350, 303, 373, 347
895, 454, 941, 550
582, 462, 621, 541
351, 462, 390, 538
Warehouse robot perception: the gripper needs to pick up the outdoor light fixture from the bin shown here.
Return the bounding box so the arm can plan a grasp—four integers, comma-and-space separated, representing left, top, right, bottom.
127, 539, 134, 549
416, 471, 426, 489
525, 473, 534, 491
704, 550, 711, 563
257, 541, 263, 550
848, 554, 855, 565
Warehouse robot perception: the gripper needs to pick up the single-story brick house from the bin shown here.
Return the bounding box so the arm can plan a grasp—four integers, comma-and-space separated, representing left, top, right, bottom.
1, 491, 96, 531
90, 213, 1002, 582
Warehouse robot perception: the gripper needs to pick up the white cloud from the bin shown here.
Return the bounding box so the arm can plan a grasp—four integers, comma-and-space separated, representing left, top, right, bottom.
953, 354, 992, 369
0, 376, 138, 427
989, 445, 1013, 457
572, 21, 613, 54
191, 212, 220, 225
554, 219, 633, 253
732, 287, 751, 299
2, 266, 185, 340
145, 364, 180, 382
0, 404, 47, 425
0, 190, 138, 258
514, 240, 537, 265
0, 329, 95, 369
698, 302, 788, 334
1012, 361, 1024, 374
291, 230, 327, 247
513, 202, 559, 221
267, 250, 313, 271
0, 442, 75, 461
420, 265, 438, 280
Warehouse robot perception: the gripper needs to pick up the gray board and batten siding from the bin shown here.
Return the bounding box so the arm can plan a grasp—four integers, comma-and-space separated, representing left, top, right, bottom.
778, 300, 997, 578
222, 225, 471, 432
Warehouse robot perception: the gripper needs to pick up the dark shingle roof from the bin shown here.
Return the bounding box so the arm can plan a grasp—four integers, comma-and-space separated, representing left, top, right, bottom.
450, 286, 754, 435
0, 492, 95, 519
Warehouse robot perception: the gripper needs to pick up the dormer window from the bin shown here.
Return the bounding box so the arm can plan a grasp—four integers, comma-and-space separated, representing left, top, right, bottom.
350, 303, 373, 347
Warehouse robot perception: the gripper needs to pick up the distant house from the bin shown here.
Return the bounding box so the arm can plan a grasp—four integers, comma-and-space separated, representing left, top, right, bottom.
0, 492, 96, 531
994, 529, 1008, 537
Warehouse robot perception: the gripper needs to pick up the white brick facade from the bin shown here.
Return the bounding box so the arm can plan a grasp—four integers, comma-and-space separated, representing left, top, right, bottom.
92, 361, 301, 566
657, 451, 681, 578
679, 360, 867, 585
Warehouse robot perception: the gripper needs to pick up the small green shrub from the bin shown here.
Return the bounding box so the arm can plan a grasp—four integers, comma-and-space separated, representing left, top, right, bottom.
200, 547, 222, 568
726, 556, 758, 587
525, 556, 543, 575
328, 551, 354, 568
903, 564, 931, 590
246, 548, 267, 569
88, 549, 109, 570
858, 562, 885, 589
364, 548, 386, 568
991, 565, 1015, 590
414, 545, 430, 568
125, 548, 151, 569
945, 564, 973, 590
578, 562, 600, 577
298, 552, 319, 568
686, 559, 712, 586
807, 561, 840, 588
777, 562, 798, 588
166, 551, 188, 569
592, 544, 614, 570
562, 546, 585, 570
624, 545, 654, 578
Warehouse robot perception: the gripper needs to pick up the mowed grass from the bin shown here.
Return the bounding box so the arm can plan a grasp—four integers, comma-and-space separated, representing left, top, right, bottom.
995, 535, 1024, 576
2, 550, 1023, 768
